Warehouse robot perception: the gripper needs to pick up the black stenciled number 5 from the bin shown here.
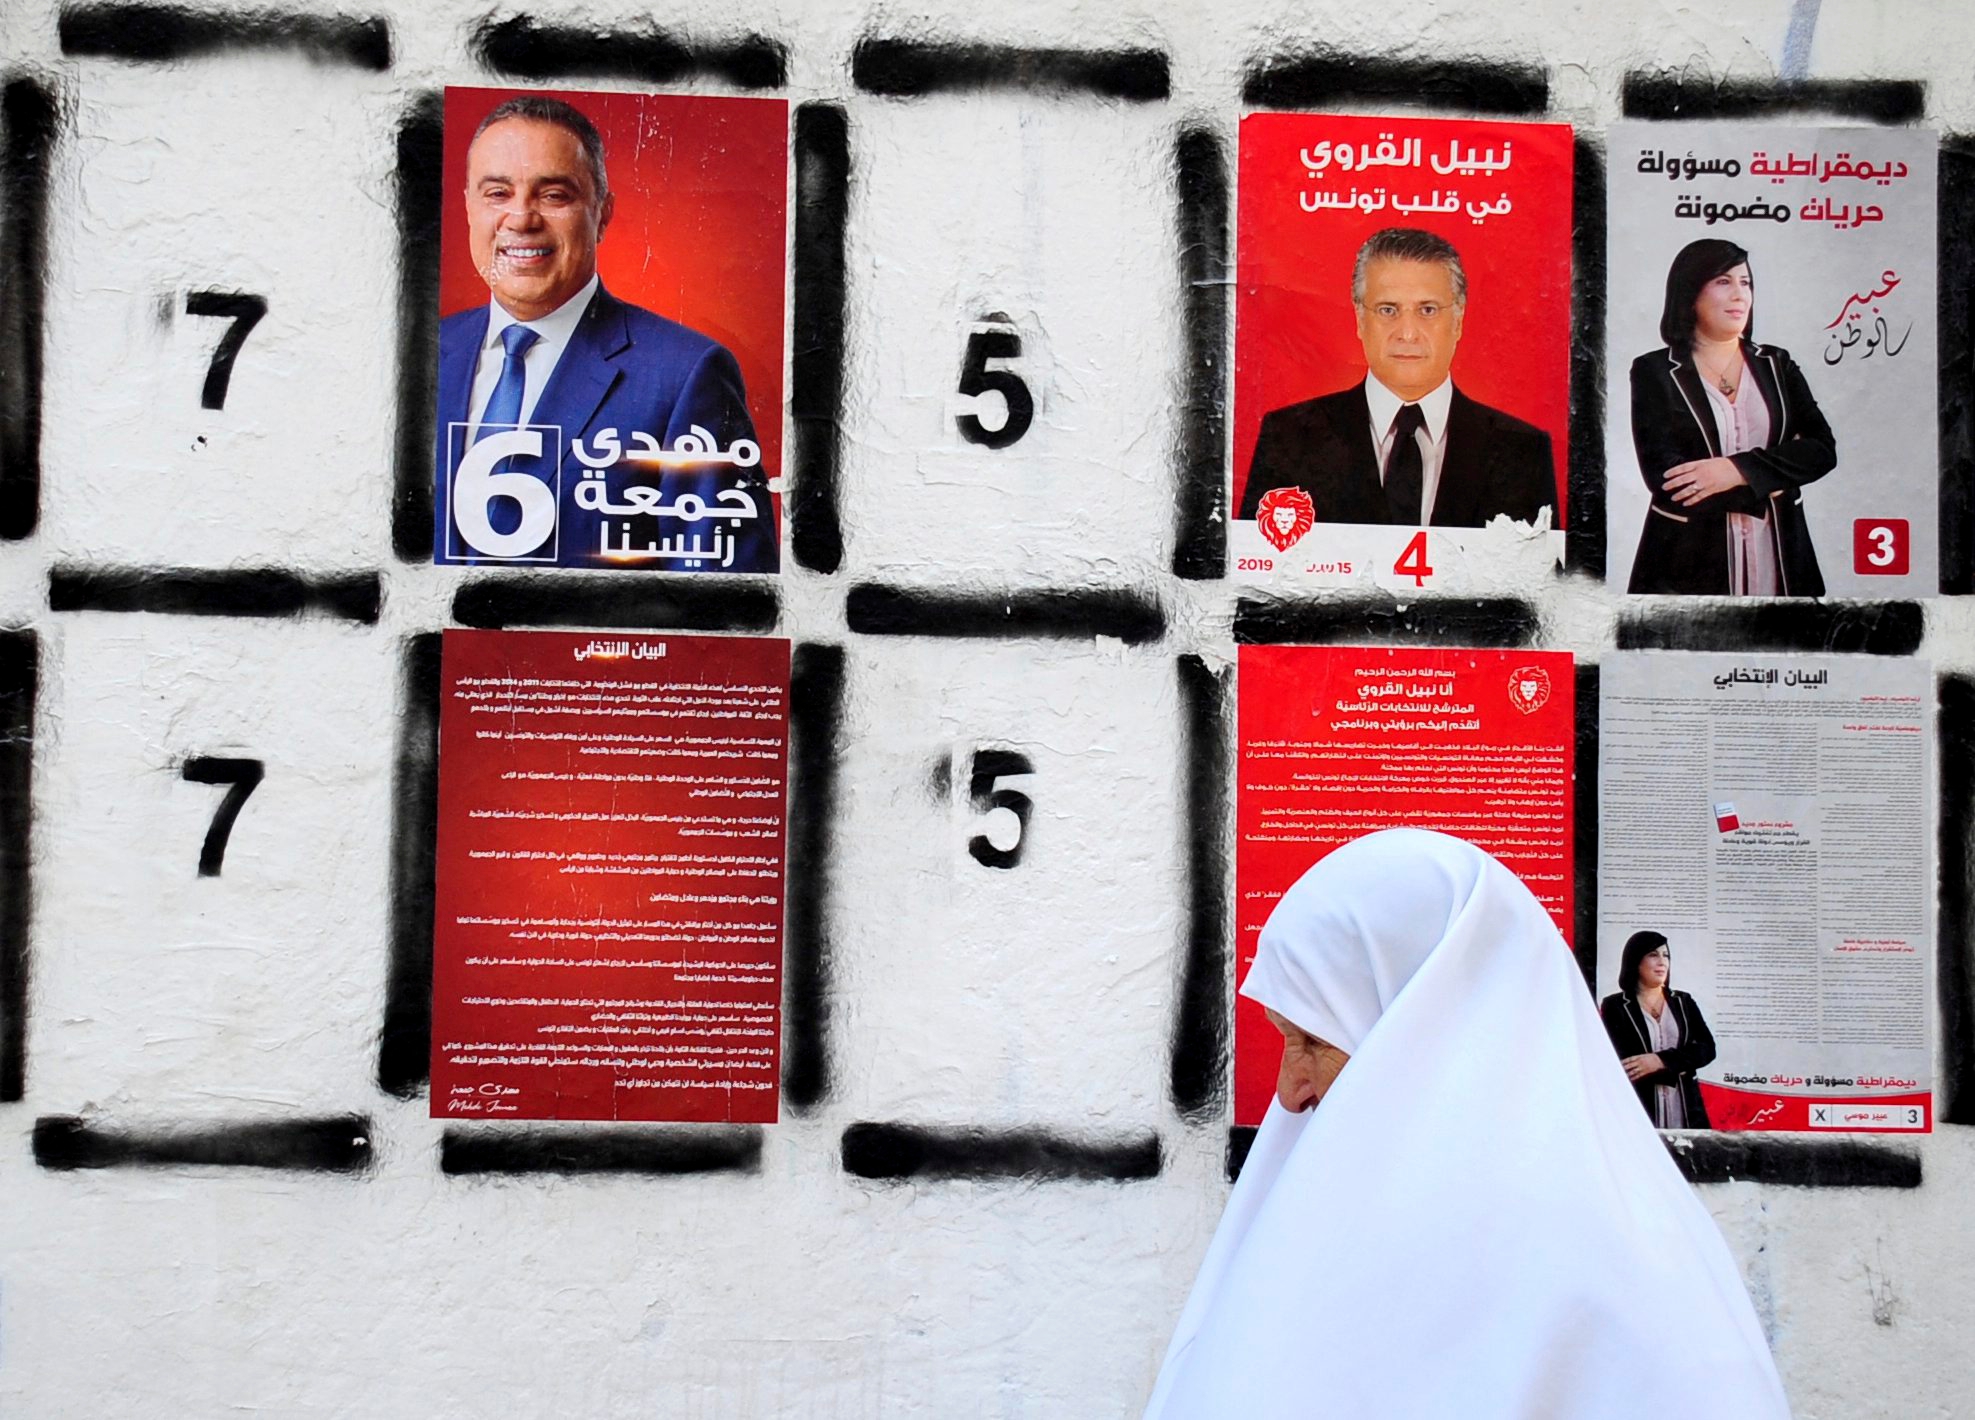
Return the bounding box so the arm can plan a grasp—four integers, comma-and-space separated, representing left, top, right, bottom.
181, 757, 265, 877
956, 327, 1034, 449
967, 749, 1033, 870
185, 292, 268, 410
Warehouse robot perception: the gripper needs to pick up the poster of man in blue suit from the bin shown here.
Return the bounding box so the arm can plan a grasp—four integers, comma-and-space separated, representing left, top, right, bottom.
434, 89, 784, 573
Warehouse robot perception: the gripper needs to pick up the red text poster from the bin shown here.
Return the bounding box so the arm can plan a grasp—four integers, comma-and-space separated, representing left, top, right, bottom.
430, 629, 789, 1122
1234, 646, 1575, 1124
1232, 115, 1572, 590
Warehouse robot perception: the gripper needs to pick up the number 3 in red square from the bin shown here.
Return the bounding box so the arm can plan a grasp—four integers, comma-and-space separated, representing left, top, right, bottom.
1854, 518, 1910, 576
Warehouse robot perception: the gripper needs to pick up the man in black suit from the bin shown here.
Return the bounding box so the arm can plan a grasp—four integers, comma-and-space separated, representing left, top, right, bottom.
1238, 228, 1557, 529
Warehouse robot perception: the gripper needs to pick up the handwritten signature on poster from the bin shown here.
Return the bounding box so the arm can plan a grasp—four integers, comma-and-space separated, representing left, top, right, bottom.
1822, 270, 1912, 365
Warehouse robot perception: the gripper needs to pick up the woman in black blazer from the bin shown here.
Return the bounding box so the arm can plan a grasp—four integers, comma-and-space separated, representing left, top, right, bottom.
1627, 238, 1837, 595
1600, 930, 1716, 1129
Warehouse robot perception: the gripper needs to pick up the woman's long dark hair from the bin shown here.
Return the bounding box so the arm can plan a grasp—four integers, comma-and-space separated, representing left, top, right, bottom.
1618, 929, 1672, 997
1658, 238, 1753, 350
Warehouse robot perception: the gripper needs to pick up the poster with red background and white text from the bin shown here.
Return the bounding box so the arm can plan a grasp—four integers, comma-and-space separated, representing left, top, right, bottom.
1235, 646, 1575, 1125
430, 629, 789, 1122
1232, 115, 1573, 592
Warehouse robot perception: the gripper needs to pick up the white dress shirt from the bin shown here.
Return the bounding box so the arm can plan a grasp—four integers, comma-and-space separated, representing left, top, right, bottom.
1363, 373, 1454, 524
466, 273, 601, 439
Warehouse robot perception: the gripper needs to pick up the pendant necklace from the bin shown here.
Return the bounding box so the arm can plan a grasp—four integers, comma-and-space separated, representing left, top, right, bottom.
1699, 350, 1741, 396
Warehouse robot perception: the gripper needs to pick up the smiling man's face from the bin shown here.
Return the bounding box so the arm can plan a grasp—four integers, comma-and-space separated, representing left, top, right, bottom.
464, 117, 614, 321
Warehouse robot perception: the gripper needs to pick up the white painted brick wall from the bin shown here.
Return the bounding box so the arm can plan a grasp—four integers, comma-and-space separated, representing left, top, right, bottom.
0, 2, 1969, 1416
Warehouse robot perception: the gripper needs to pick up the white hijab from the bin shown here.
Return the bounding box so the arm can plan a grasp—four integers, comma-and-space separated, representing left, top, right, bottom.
1144, 829, 1792, 1419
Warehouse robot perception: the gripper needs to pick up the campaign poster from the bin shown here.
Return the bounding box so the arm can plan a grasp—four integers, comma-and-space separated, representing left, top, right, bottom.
1232, 115, 1573, 592
430, 629, 790, 1123
1606, 124, 1936, 596
434, 87, 787, 573
1598, 653, 1932, 1132
1233, 646, 1574, 1125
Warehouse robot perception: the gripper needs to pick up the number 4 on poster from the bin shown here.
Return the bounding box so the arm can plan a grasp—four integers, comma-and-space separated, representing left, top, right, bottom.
1394, 531, 1435, 587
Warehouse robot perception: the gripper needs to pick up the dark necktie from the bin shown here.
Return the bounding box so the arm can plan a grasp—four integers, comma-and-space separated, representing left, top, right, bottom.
476, 323, 540, 438
1383, 402, 1427, 525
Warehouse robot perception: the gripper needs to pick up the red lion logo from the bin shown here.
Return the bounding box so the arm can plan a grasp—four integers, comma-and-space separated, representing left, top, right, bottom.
1256, 487, 1315, 551
1507, 665, 1551, 715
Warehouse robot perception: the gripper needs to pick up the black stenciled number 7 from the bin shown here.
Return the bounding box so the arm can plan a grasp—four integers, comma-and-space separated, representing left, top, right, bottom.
181, 757, 265, 877
956, 326, 1035, 449
185, 292, 269, 411
967, 749, 1033, 870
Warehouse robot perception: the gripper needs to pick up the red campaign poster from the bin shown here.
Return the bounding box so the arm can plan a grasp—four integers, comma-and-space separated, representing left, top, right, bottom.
1234, 646, 1575, 1125
436, 87, 787, 571
1232, 115, 1573, 590
430, 629, 789, 1122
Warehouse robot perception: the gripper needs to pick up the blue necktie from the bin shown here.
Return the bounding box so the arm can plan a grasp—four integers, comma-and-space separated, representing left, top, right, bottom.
473, 324, 542, 540
477, 323, 540, 438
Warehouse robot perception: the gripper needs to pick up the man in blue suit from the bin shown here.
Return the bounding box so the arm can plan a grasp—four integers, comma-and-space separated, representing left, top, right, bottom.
435, 95, 777, 573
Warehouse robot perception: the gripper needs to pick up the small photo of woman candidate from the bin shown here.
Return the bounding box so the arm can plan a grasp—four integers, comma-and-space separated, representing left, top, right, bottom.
1600, 930, 1718, 1130
1626, 238, 1837, 596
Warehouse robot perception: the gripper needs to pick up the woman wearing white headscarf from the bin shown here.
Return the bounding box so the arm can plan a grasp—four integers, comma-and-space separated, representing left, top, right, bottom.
1142, 829, 1792, 1419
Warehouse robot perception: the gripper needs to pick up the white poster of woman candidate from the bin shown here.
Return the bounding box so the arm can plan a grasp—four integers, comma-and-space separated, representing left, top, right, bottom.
1605, 123, 1936, 597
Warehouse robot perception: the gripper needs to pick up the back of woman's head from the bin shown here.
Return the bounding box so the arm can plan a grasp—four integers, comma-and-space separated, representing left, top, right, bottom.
1659, 237, 1753, 348
1244, 829, 1495, 1054
1147, 837, 1794, 1420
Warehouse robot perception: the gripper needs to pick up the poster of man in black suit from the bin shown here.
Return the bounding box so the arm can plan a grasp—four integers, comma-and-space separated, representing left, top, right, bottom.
1237, 227, 1557, 530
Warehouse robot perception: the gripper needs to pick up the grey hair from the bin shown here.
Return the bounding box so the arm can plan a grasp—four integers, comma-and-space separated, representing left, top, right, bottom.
471, 96, 610, 202
1351, 227, 1467, 308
